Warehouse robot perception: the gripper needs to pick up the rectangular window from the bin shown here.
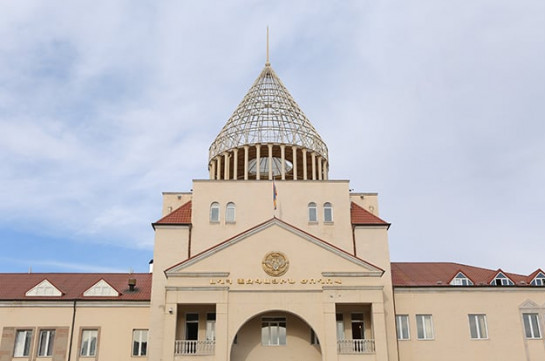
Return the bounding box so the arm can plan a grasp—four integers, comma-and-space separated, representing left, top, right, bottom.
468, 314, 488, 339
38, 329, 55, 357
396, 315, 410, 340
523, 313, 541, 339
206, 313, 216, 341
416, 315, 434, 340
261, 317, 286, 346
80, 329, 98, 357
14, 330, 33, 357
336, 313, 344, 340
132, 329, 148, 356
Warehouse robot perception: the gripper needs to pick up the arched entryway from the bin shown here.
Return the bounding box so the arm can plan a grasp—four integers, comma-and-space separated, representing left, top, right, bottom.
230, 310, 322, 361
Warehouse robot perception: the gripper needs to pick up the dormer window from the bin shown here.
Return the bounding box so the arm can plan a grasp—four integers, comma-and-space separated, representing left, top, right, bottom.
450, 272, 473, 286
25, 280, 62, 297
308, 202, 317, 222
84, 280, 119, 297
491, 272, 514, 286
530, 272, 545, 286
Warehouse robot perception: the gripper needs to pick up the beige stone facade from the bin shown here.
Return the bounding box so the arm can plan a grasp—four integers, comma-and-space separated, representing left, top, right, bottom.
1, 60, 544, 361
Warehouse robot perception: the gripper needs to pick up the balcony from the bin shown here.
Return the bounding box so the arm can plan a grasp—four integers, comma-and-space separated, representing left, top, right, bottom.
337, 339, 375, 354
174, 340, 215, 355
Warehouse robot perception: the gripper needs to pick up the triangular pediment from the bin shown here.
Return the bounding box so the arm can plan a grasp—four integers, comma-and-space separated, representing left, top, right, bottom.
166, 218, 384, 278
25, 279, 62, 297
520, 299, 540, 309
83, 279, 119, 297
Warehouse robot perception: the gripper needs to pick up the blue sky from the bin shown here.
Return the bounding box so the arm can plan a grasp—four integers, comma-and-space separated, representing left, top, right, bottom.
1, 1, 544, 274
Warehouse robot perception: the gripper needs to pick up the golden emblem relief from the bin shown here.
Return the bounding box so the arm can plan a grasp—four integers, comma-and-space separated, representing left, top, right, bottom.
262, 251, 289, 277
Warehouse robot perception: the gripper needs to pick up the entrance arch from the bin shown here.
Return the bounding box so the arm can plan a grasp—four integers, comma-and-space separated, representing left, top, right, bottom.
230, 310, 322, 361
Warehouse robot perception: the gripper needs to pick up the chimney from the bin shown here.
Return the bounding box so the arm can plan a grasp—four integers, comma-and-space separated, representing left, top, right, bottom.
128, 278, 137, 291
149, 259, 154, 273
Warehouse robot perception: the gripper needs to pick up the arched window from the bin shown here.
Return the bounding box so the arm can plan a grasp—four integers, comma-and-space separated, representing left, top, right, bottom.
324, 202, 333, 222
226, 202, 236, 223
210, 202, 220, 222
308, 202, 317, 222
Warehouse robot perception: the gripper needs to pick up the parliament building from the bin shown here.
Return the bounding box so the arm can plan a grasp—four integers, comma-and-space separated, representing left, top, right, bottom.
1, 57, 545, 361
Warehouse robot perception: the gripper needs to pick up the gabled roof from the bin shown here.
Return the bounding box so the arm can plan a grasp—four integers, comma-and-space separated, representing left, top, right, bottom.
83, 279, 120, 297
25, 279, 63, 297
153, 201, 192, 228
166, 217, 384, 275
526, 268, 545, 283
0, 273, 151, 301
448, 270, 474, 285
487, 269, 515, 285
391, 262, 528, 287
350, 202, 390, 227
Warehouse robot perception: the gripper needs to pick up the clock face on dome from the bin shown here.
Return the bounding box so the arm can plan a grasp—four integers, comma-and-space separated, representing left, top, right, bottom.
262, 251, 289, 277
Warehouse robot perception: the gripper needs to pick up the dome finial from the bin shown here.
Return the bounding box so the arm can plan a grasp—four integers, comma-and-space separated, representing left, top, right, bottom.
266, 26, 270, 66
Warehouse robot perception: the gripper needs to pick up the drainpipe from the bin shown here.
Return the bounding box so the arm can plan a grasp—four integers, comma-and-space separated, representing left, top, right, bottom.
67, 299, 77, 361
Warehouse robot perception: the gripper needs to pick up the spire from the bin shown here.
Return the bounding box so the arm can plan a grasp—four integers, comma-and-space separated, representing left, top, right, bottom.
266, 26, 270, 66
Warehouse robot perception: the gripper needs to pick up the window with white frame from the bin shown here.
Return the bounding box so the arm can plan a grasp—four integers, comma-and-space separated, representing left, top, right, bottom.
206, 313, 216, 341
210, 202, 220, 222
468, 314, 488, 339
396, 315, 410, 340
336, 313, 344, 340
80, 329, 98, 357
13, 330, 32, 357
416, 315, 434, 340
450, 272, 473, 286
261, 317, 286, 346
308, 202, 317, 222
491, 272, 514, 286
225, 202, 235, 223
523, 313, 541, 339
530, 272, 545, 286
38, 329, 55, 357
323, 202, 333, 222
132, 329, 148, 356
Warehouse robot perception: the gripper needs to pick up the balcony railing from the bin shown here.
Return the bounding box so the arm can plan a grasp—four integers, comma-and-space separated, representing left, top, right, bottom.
337, 339, 375, 354
174, 340, 215, 355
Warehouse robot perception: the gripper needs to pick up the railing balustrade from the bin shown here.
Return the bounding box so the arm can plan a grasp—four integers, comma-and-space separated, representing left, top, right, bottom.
337, 339, 375, 354
174, 340, 215, 355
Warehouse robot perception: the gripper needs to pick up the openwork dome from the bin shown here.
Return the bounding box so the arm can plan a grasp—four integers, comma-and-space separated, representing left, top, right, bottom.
208, 63, 329, 181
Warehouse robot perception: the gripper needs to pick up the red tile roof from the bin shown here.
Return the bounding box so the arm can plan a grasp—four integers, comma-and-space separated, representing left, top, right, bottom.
351, 202, 389, 226
0, 273, 151, 301
154, 201, 192, 226
391, 262, 530, 287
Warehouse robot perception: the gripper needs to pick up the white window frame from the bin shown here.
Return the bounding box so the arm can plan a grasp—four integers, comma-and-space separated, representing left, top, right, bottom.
206, 313, 216, 341
308, 202, 317, 222
396, 315, 410, 340
450, 272, 473, 286
225, 202, 236, 223
491, 272, 514, 286
13, 330, 33, 357
80, 329, 98, 357
261, 317, 286, 346
38, 329, 55, 357
530, 272, 545, 286
132, 329, 148, 356
416, 314, 434, 340
468, 314, 488, 339
323, 202, 333, 222
210, 202, 220, 223
523, 313, 542, 339
336, 313, 344, 340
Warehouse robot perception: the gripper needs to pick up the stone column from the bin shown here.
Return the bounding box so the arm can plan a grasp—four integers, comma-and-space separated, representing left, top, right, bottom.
256, 144, 261, 180
209, 161, 216, 180
268, 144, 273, 180
292, 146, 297, 180
324, 161, 328, 180
280, 145, 286, 180
244, 146, 249, 180
233, 149, 238, 180
311, 152, 316, 180
216, 156, 222, 180
302, 149, 307, 180
318, 156, 323, 180
224, 153, 230, 180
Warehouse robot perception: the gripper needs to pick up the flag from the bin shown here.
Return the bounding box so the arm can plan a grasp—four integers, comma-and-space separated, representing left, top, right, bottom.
273, 181, 278, 210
